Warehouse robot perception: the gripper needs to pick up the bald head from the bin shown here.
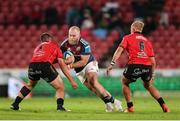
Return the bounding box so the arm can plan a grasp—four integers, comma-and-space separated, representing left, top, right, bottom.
68, 26, 81, 45
69, 26, 80, 34
131, 20, 144, 33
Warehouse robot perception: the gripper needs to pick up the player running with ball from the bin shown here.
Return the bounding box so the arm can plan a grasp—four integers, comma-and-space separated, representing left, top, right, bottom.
60, 26, 123, 112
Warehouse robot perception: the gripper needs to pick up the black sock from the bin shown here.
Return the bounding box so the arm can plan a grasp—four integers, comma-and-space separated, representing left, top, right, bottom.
127, 102, 133, 108
110, 96, 115, 103
20, 86, 31, 97
13, 96, 23, 105
102, 96, 114, 104
157, 97, 165, 107
57, 98, 64, 109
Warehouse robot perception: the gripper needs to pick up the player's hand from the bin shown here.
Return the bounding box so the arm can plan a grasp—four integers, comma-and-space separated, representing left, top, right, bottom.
71, 81, 78, 89
69, 64, 73, 69
106, 64, 113, 76
65, 56, 74, 65
67, 64, 73, 69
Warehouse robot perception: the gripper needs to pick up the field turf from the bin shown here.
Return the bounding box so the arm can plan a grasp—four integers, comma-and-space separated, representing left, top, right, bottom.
0, 97, 179, 120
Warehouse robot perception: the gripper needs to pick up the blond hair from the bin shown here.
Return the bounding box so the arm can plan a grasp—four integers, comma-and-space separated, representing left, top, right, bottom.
131, 20, 144, 33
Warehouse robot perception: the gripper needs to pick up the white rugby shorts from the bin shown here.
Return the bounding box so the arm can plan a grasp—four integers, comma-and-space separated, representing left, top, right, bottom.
76, 61, 99, 83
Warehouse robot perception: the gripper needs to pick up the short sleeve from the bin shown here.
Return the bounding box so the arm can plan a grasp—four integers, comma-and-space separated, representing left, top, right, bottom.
56, 46, 63, 58
81, 44, 91, 55
60, 44, 66, 53
147, 41, 154, 57
119, 37, 128, 49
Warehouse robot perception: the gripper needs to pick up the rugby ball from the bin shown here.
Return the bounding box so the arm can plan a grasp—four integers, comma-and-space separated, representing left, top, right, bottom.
63, 51, 75, 64
64, 51, 73, 59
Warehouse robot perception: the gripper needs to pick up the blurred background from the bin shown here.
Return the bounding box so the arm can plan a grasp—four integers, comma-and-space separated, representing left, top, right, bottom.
0, 0, 179, 98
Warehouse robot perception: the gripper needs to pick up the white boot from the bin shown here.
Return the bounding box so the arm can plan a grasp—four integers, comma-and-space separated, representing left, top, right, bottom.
113, 99, 123, 112
105, 102, 113, 112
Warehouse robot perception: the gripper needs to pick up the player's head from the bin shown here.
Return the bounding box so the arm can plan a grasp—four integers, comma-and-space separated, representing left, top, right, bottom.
68, 26, 81, 45
130, 20, 144, 34
40, 33, 53, 42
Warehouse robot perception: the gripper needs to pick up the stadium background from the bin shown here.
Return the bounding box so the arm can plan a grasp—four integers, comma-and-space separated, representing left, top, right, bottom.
0, 0, 179, 106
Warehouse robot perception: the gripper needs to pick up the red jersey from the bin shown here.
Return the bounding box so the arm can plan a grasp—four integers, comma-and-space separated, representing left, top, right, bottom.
31, 41, 63, 64
120, 32, 154, 65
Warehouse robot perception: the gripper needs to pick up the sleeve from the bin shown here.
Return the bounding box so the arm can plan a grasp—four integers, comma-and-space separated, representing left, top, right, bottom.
81, 44, 91, 55
119, 36, 128, 49
56, 46, 63, 58
147, 41, 155, 57
60, 43, 66, 53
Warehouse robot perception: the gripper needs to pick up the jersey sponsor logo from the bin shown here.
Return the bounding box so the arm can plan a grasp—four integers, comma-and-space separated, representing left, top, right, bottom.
137, 52, 148, 58
132, 68, 149, 76
29, 70, 42, 75
34, 51, 45, 57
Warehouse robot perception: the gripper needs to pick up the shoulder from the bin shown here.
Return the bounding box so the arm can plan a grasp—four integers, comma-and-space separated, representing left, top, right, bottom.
80, 38, 90, 47
121, 35, 130, 43
147, 39, 153, 46
49, 41, 59, 49
60, 38, 68, 47
122, 34, 131, 40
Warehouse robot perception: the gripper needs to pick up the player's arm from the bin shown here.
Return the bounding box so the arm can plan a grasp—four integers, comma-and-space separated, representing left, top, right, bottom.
148, 41, 156, 80
150, 57, 156, 72
107, 46, 124, 75
69, 42, 91, 68
56, 46, 78, 89
150, 57, 156, 80
70, 55, 90, 68
57, 58, 78, 89
111, 46, 124, 65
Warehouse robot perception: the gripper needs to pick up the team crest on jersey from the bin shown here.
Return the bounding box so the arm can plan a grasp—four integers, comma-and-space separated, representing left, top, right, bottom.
76, 46, 81, 51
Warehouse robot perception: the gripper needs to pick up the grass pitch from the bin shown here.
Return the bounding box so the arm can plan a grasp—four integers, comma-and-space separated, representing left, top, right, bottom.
0, 97, 179, 120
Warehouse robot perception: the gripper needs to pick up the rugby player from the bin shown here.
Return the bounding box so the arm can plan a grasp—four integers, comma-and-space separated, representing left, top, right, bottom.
11, 33, 78, 111
60, 26, 123, 112
107, 20, 170, 113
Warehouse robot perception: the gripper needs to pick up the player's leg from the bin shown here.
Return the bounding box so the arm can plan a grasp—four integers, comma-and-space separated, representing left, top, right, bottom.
122, 64, 139, 112
141, 65, 170, 112
85, 61, 114, 102
85, 77, 122, 111
86, 72, 122, 112
50, 75, 69, 111
84, 80, 100, 97
122, 76, 134, 112
143, 79, 170, 112
10, 80, 37, 110
86, 72, 114, 112
44, 63, 69, 112
11, 62, 40, 110
84, 61, 122, 112
86, 72, 110, 98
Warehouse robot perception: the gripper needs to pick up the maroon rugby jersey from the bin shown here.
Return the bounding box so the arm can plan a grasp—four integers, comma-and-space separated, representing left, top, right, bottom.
120, 32, 154, 65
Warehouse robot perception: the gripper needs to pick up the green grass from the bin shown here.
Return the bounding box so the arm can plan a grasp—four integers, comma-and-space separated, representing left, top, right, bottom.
0, 97, 180, 120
